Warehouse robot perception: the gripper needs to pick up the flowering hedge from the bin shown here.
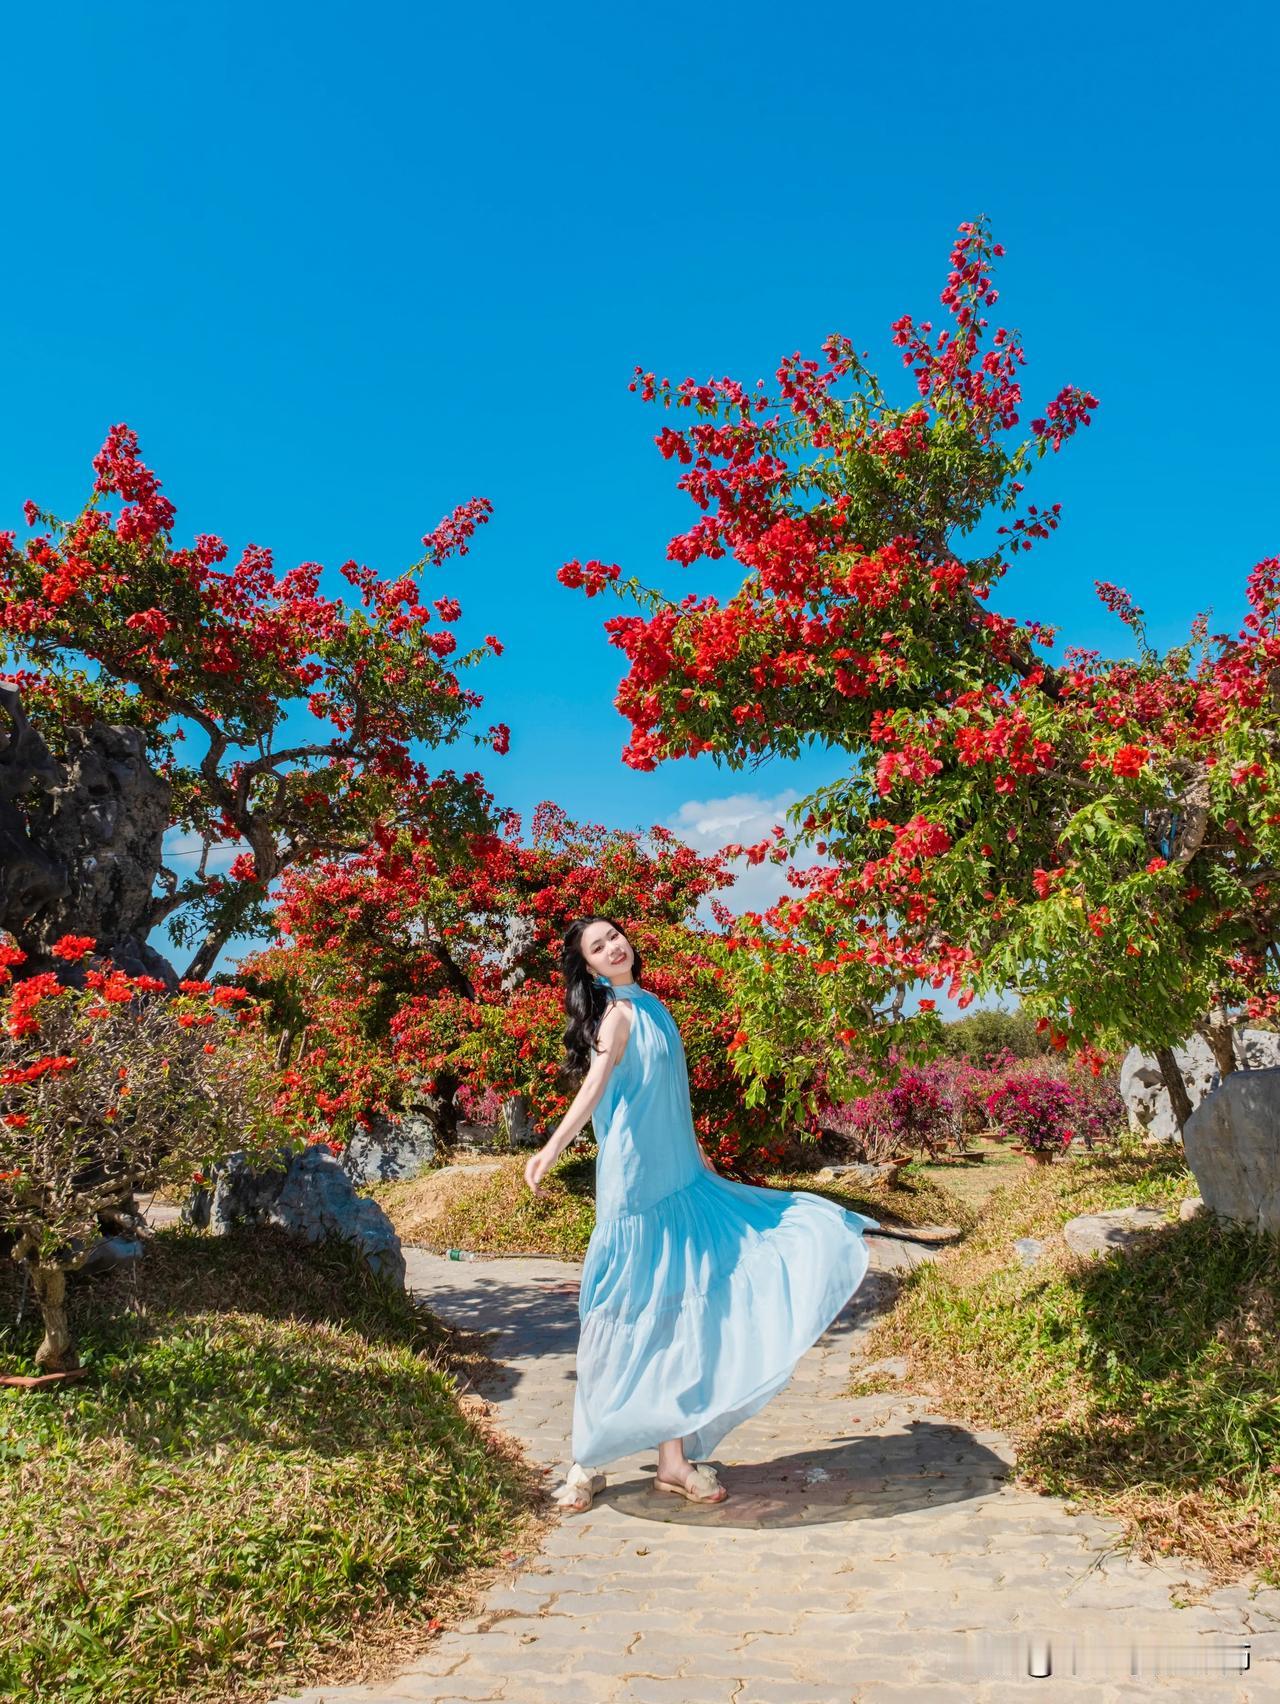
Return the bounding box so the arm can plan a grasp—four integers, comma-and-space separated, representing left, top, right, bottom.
985, 1074, 1084, 1155
820, 1051, 1124, 1163
821, 1060, 958, 1161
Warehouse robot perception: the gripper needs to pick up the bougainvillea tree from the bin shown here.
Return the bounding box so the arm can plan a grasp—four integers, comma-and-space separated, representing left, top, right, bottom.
244, 800, 806, 1176
558, 214, 1279, 1128
0, 427, 505, 981
0, 933, 277, 1368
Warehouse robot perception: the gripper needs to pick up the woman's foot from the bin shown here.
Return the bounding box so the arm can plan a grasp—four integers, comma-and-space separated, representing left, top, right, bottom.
652, 1459, 728, 1503
551, 1461, 606, 1513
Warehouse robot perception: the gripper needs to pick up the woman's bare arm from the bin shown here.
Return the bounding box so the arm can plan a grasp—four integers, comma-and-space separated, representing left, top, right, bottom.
524, 1002, 633, 1192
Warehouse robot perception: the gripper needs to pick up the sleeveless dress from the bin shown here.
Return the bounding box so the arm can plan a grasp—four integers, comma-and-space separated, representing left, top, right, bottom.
570, 977, 880, 1470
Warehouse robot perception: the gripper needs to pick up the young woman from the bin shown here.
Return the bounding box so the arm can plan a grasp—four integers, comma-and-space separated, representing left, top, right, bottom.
524, 915, 881, 1513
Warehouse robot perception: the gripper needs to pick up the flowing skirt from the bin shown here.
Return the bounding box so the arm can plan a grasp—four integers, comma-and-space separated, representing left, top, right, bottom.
571, 1166, 879, 1469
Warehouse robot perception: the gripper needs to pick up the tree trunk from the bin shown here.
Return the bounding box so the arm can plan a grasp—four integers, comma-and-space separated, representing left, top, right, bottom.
422, 1069, 464, 1152
1155, 1047, 1195, 1133
184, 925, 233, 983
30, 1264, 79, 1372
1200, 1007, 1241, 1079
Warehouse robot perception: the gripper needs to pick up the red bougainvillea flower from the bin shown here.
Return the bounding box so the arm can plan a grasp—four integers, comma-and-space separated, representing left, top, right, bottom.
1, 1054, 78, 1085
50, 935, 97, 962
0, 943, 28, 986
3, 423, 505, 984
1110, 744, 1150, 779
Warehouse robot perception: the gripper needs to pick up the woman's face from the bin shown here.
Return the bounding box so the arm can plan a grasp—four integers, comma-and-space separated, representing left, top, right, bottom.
581, 921, 634, 983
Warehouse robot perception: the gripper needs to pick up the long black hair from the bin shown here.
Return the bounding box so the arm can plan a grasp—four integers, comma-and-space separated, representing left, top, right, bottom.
560, 915, 645, 1075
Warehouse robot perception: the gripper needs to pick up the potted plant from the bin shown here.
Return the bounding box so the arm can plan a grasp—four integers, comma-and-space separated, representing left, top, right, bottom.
884, 1067, 955, 1165
985, 1075, 1080, 1169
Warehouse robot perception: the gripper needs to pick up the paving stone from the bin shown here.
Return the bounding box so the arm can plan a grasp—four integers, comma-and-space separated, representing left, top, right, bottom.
734, 1685, 859, 1704
359, 1670, 509, 1703
846, 1685, 969, 1703
691, 1606, 806, 1638
613, 1679, 743, 1704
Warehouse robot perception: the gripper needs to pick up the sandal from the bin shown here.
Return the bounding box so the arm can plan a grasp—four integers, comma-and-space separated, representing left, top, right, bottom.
652, 1462, 728, 1503
551, 1461, 607, 1513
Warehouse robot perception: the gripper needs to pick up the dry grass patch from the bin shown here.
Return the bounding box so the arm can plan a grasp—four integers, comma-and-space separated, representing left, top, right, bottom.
376, 1146, 975, 1257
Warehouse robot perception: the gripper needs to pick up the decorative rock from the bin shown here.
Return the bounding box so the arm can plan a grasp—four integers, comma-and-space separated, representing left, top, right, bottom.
1120, 1029, 1280, 1142
1013, 1237, 1047, 1267
1179, 1195, 1207, 1221
78, 1235, 144, 1274
342, 1111, 437, 1188
814, 1161, 898, 1183
455, 1120, 498, 1147
181, 1185, 211, 1229
1062, 1206, 1168, 1259
1182, 1068, 1280, 1235
201, 1145, 407, 1288
871, 1221, 963, 1244
864, 1235, 939, 1273
499, 1093, 543, 1149
268, 1145, 407, 1289
209, 1148, 293, 1234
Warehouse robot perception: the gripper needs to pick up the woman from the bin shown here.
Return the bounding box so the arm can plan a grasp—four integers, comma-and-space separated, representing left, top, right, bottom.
524, 916, 880, 1512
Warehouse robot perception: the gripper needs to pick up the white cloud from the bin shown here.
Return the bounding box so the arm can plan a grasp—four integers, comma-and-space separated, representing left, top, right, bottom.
162, 827, 249, 876
663, 789, 817, 921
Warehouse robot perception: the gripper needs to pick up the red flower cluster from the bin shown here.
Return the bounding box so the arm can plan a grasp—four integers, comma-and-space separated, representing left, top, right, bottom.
4, 424, 507, 982
51, 935, 97, 961
557, 558, 621, 597
421, 497, 493, 567
92, 423, 177, 545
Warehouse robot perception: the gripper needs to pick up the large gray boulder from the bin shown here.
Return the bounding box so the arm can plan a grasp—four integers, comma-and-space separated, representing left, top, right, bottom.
1182, 1068, 1280, 1235
208, 1148, 293, 1233
342, 1111, 437, 1188
0, 682, 177, 981
1119, 1030, 1280, 1142
202, 1145, 406, 1288
268, 1146, 407, 1289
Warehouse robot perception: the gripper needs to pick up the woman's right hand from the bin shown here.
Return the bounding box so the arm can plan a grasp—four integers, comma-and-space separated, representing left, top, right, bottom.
524, 1143, 557, 1196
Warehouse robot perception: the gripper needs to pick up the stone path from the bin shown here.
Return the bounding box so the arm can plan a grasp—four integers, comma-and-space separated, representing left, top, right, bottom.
274, 1237, 1280, 1704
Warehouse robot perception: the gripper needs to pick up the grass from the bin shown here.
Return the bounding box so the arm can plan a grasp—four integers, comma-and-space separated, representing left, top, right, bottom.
0, 1227, 558, 1703
913, 1134, 1031, 1211
854, 1140, 1280, 1588
374, 1145, 977, 1257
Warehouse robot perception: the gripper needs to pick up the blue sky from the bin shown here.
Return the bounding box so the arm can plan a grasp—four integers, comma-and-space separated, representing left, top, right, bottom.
4, 3, 1277, 985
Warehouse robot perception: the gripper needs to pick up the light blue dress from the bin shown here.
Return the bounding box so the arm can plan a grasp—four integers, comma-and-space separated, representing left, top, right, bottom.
571, 977, 880, 1469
